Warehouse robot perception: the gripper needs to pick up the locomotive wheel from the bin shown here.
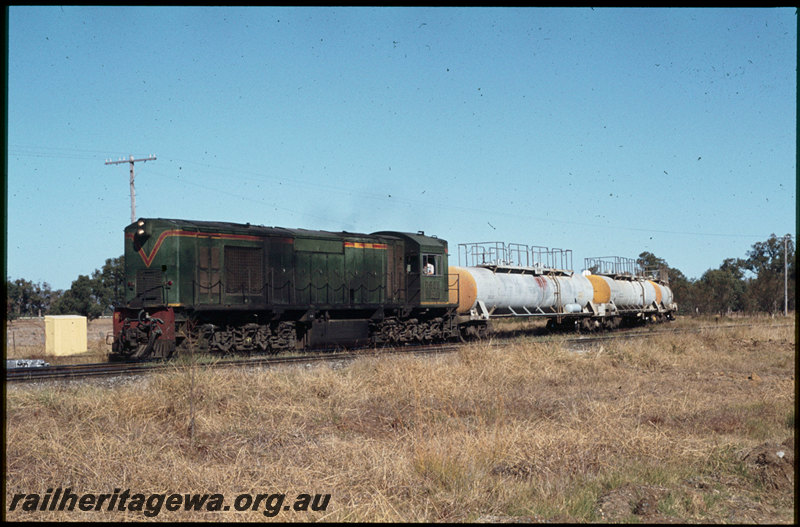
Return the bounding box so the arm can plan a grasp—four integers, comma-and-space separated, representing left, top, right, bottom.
212, 331, 234, 353
174, 318, 201, 356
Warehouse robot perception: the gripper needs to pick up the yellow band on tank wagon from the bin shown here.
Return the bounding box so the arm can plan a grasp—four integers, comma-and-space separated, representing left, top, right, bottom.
586, 274, 611, 304
648, 280, 662, 305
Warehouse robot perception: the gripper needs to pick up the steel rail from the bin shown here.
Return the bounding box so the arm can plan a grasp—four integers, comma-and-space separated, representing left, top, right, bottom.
7, 322, 791, 384
5, 342, 461, 383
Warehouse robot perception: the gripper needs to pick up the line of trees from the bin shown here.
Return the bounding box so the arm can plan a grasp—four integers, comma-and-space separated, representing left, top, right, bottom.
6, 256, 125, 320
638, 233, 795, 316
5, 234, 796, 320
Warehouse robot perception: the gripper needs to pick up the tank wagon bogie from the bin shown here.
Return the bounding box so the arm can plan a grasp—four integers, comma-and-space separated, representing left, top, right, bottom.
111, 220, 677, 361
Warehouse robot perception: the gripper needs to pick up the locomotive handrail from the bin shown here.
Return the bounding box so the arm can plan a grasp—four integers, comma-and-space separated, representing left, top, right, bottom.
232, 281, 269, 304
270, 269, 299, 304
194, 279, 223, 304
188, 262, 404, 308
228, 281, 268, 296
289, 280, 387, 305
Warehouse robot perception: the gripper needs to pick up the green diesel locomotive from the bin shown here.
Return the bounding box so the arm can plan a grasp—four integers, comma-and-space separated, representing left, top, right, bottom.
111, 218, 462, 360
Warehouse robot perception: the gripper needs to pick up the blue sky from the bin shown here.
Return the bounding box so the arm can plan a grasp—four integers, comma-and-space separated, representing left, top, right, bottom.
6, 6, 797, 291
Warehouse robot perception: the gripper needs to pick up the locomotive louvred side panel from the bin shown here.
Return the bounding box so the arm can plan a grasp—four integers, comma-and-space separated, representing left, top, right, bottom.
268, 237, 294, 304
224, 246, 263, 294
196, 239, 221, 305
344, 240, 387, 305
294, 238, 345, 306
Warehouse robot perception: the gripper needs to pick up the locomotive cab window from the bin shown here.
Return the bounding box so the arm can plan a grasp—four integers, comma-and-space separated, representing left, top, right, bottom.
422, 254, 442, 276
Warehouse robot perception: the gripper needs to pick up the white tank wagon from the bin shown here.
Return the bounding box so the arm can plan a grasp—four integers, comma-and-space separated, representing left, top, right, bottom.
449, 265, 594, 317
449, 242, 677, 331
583, 255, 676, 321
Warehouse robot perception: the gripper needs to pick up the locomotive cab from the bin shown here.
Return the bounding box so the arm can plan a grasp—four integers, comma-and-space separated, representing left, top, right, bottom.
374, 231, 451, 308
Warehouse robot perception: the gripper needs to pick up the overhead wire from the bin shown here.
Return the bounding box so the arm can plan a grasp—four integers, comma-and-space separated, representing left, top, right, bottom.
157, 156, 789, 240
6, 145, 794, 241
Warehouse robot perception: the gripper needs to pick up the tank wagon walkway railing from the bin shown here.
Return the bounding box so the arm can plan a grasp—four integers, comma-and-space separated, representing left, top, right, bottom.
458, 241, 573, 272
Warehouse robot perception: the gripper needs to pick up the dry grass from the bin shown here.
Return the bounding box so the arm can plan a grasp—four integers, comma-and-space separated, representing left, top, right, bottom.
5, 319, 796, 522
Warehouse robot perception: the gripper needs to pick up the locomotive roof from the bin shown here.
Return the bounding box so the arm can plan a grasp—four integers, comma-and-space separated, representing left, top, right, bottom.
132, 217, 357, 238
129, 218, 447, 249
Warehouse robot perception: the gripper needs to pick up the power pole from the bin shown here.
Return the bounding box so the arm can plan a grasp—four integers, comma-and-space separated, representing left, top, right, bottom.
784, 234, 789, 317
105, 154, 157, 223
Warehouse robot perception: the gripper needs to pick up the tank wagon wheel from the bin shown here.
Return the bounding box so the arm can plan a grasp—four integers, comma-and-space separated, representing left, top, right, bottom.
584, 318, 605, 333
602, 317, 620, 331
459, 322, 488, 342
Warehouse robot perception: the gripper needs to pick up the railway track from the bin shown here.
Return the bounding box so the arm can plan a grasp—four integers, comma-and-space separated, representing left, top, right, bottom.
529, 322, 794, 345
5, 343, 462, 383
7, 322, 791, 384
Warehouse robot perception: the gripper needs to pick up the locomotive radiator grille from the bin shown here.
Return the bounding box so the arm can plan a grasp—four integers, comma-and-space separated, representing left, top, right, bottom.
225, 246, 264, 294
136, 269, 162, 305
